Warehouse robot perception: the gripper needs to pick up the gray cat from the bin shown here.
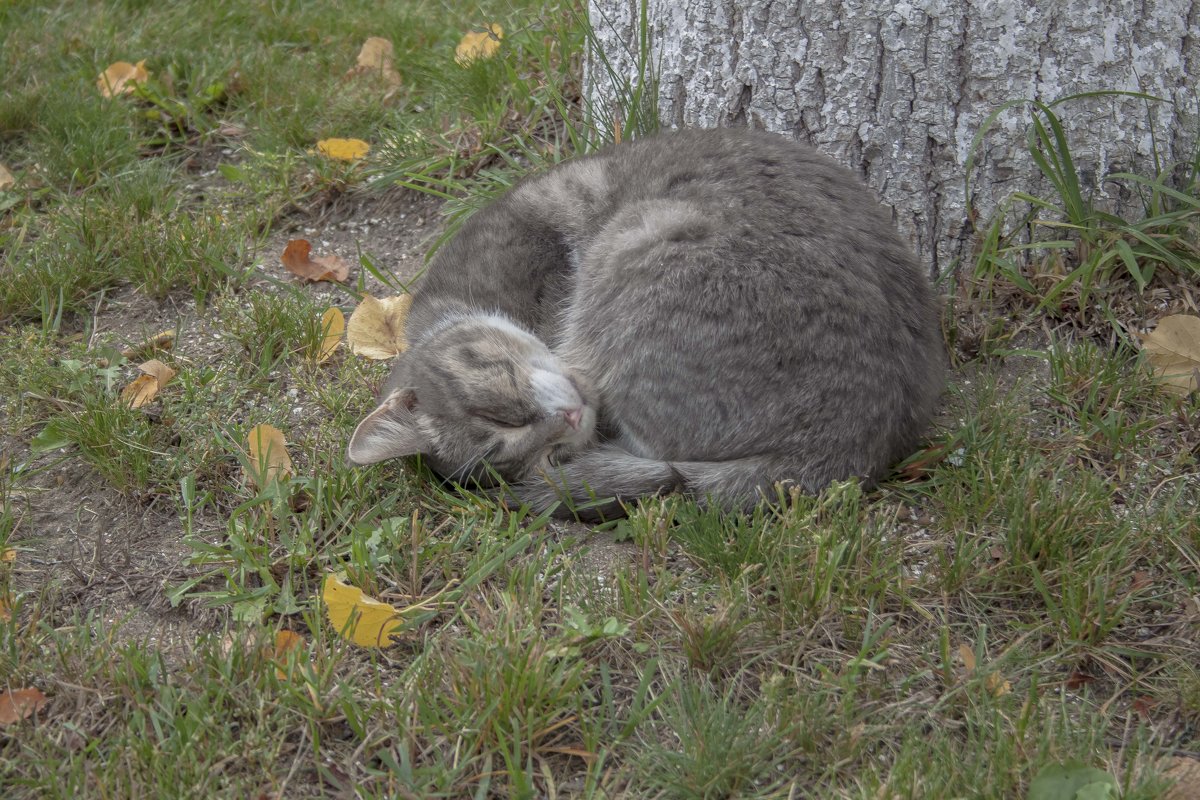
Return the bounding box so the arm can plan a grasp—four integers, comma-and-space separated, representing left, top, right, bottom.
347, 128, 944, 519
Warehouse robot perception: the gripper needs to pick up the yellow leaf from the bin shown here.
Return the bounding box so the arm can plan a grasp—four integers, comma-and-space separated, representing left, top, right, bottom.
957, 643, 976, 674
245, 424, 292, 488
346, 37, 402, 85
984, 672, 1012, 697
281, 239, 351, 283
0, 163, 14, 191
97, 59, 149, 98
1140, 314, 1200, 396
0, 688, 48, 726
119, 359, 177, 408
455, 23, 503, 66
1, 547, 14, 563
316, 307, 345, 363
347, 294, 412, 360
316, 138, 370, 161
322, 574, 404, 647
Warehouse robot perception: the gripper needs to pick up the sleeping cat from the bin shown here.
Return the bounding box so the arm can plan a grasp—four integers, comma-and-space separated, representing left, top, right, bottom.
347, 127, 944, 519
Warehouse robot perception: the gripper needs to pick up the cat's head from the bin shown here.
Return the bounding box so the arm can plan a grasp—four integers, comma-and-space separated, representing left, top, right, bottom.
346, 314, 596, 485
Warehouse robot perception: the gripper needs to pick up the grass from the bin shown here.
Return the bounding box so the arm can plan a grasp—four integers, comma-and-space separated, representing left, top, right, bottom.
2, 1, 1199, 798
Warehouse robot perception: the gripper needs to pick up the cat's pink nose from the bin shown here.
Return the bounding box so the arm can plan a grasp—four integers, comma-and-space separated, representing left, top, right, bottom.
561, 407, 583, 430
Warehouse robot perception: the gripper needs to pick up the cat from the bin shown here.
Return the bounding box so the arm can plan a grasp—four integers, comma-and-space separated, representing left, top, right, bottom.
347, 127, 945, 520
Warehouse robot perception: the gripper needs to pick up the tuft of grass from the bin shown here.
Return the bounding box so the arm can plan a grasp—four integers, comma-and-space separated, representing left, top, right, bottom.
969, 93, 1200, 322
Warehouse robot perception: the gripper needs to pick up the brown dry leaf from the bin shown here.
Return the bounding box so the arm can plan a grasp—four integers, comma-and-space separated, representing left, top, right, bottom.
120, 359, 177, 409
346, 37, 402, 85
957, 643, 976, 674
316, 307, 345, 363
347, 294, 411, 360
246, 424, 293, 489
316, 138, 370, 161
281, 239, 351, 283
455, 23, 503, 66
0, 595, 11, 622
97, 60, 149, 98
1162, 757, 1200, 800
0, 688, 48, 726
121, 329, 175, 359
1140, 315, 1200, 396
984, 672, 1012, 697
269, 630, 305, 679
0, 163, 14, 191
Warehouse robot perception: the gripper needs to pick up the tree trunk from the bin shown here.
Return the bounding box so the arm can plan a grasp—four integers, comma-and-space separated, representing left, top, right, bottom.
585, 0, 1199, 277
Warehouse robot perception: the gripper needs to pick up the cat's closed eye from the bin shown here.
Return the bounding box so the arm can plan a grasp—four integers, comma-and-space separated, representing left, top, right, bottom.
475, 412, 529, 429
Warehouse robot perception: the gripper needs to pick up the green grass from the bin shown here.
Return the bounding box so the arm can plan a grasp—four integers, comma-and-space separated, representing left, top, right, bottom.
2, 1, 1199, 797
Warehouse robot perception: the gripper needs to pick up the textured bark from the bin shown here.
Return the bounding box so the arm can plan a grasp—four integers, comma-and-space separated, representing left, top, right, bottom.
586, 0, 1199, 276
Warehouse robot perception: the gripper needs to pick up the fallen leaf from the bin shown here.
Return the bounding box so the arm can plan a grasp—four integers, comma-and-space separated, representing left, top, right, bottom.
1065, 671, 1095, 690
273, 630, 304, 657
120, 359, 177, 408
347, 294, 411, 359
97, 60, 149, 98
0, 688, 48, 726
0, 163, 14, 191
281, 239, 350, 283
322, 574, 404, 647
120, 329, 175, 359
315, 307, 345, 363
957, 643, 976, 674
984, 671, 1012, 697
455, 23, 503, 66
1, 547, 14, 563
346, 37, 402, 85
1131, 695, 1157, 719
316, 138, 370, 161
1162, 756, 1200, 800
269, 630, 305, 679
246, 424, 292, 489
1140, 315, 1200, 396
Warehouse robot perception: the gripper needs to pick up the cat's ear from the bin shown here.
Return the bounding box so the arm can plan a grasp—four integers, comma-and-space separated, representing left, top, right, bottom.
346, 389, 428, 466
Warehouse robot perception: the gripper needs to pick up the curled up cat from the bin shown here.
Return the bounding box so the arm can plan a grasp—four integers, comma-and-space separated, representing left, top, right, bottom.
347, 127, 945, 520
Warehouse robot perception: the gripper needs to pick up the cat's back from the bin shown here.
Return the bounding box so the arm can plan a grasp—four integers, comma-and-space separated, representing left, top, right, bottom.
550, 128, 943, 480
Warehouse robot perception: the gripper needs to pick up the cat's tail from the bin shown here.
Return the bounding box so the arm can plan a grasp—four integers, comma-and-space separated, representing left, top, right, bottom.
508, 445, 794, 521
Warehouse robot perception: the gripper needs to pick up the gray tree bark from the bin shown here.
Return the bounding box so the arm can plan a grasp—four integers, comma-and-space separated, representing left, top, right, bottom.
585, 0, 1199, 277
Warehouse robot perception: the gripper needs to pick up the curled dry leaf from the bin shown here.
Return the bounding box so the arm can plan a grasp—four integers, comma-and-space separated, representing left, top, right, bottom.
1139, 314, 1200, 396
0, 163, 15, 191
0, 688, 48, 726
455, 23, 503, 65
347, 294, 411, 360
120, 359, 177, 409
322, 573, 404, 647
281, 239, 350, 283
121, 329, 175, 360
97, 60, 149, 98
316, 138, 370, 161
245, 424, 293, 489
346, 37, 402, 86
315, 307, 345, 363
